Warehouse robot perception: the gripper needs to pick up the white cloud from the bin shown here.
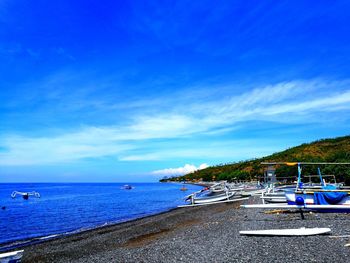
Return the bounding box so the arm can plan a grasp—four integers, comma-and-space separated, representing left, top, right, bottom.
151, 163, 209, 176
0, 131, 134, 165
1, 79, 350, 166
119, 140, 281, 162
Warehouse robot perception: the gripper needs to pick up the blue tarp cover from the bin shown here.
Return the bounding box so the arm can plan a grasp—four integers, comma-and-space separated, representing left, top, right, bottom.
314, 192, 347, 205
322, 185, 337, 190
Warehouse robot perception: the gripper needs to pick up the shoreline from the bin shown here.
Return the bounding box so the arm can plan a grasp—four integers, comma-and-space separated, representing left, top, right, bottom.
1, 182, 205, 252
13, 197, 350, 262
0, 206, 182, 252
20, 201, 230, 262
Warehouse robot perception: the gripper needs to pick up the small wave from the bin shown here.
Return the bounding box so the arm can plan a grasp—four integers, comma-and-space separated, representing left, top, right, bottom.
39, 234, 59, 240
1, 182, 203, 250
0, 233, 64, 252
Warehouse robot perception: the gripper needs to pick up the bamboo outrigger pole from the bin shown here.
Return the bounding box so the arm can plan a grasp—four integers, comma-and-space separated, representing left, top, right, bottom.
261, 162, 350, 165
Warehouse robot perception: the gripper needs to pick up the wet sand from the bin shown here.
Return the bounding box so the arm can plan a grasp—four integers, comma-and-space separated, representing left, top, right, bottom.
20, 197, 350, 262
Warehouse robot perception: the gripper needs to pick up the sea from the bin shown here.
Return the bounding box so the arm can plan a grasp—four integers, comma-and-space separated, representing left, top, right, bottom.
0, 182, 203, 250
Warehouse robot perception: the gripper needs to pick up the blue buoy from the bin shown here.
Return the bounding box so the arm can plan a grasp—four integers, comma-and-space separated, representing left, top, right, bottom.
296, 196, 305, 205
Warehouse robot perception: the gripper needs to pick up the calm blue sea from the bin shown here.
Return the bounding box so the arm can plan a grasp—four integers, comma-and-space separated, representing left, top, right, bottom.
0, 183, 202, 249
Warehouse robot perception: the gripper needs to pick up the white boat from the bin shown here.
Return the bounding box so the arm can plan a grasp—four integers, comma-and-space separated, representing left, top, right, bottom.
121, 185, 133, 190
285, 189, 350, 207
261, 195, 287, 203
261, 184, 287, 203
11, 191, 40, 200
226, 182, 264, 196
178, 197, 249, 208
0, 250, 24, 263
262, 162, 350, 212
185, 183, 239, 205
187, 191, 237, 204
240, 188, 265, 197
209, 182, 226, 194
240, 227, 331, 236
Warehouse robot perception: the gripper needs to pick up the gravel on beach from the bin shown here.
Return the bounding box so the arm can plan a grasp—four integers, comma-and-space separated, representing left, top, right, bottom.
21, 197, 350, 263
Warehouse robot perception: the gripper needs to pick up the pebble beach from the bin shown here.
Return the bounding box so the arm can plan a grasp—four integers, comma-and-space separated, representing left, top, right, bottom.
18, 196, 350, 262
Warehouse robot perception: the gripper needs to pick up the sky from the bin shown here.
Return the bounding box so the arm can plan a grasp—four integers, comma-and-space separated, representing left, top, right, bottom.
1, 1, 350, 182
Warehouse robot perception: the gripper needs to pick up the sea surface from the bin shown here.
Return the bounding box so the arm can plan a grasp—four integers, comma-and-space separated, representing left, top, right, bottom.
0, 183, 202, 250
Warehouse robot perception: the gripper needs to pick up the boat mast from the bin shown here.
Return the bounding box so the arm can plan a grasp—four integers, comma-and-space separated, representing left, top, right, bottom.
317, 167, 325, 186
297, 162, 302, 189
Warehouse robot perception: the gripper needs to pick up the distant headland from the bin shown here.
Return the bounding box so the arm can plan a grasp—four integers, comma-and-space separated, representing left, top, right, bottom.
161, 135, 350, 184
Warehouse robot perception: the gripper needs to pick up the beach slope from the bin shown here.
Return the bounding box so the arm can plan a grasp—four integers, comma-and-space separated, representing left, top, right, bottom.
22, 198, 350, 262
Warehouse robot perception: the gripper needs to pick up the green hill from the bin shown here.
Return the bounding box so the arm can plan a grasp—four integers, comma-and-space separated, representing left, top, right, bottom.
161, 135, 350, 185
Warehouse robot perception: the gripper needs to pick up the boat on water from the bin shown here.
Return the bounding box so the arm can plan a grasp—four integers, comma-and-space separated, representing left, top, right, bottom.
11, 191, 40, 200
0, 250, 23, 263
180, 185, 188, 191
121, 185, 133, 190
179, 181, 188, 191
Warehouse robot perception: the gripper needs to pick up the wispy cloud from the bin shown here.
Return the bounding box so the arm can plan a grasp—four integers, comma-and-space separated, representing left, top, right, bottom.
151, 163, 209, 176
119, 139, 284, 162
0, 129, 134, 165
0, 42, 22, 55
1, 79, 350, 165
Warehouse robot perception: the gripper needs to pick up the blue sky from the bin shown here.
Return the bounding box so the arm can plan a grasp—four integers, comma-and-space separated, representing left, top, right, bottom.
1, 1, 350, 182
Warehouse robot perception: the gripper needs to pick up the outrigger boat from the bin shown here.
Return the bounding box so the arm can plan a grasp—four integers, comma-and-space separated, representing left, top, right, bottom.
209, 182, 227, 194
180, 185, 188, 191
186, 190, 237, 204
11, 191, 40, 200
227, 182, 265, 197
243, 162, 350, 213
121, 185, 133, 190
179, 183, 249, 207
260, 183, 296, 203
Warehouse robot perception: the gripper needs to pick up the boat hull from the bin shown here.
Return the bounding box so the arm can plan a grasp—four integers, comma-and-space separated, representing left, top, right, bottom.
285, 190, 350, 212
190, 191, 236, 204
285, 191, 350, 205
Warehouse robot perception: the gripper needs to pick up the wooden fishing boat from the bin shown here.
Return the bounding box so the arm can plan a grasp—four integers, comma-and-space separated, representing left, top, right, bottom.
188, 191, 237, 204
261, 195, 287, 203
180, 186, 188, 191
262, 162, 350, 212
121, 185, 133, 190
11, 191, 40, 200
178, 197, 249, 208
260, 184, 288, 203
184, 182, 239, 205
285, 189, 350, 206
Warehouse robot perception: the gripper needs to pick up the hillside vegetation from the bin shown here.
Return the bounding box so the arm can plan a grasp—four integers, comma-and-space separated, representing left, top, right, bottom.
161, 135, 350, 185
